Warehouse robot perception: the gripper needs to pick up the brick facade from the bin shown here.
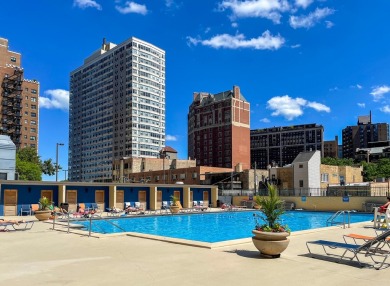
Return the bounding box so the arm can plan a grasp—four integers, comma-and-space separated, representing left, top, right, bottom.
0, 37, 39, 149
188, 85, 250, 170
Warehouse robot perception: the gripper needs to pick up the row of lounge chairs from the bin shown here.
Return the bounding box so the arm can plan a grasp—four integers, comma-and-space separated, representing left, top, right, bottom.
105, 200, 210, 216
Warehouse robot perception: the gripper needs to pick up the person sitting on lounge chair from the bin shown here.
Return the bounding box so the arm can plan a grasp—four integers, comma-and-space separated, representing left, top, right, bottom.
124, 205, 137, 214
379, 196, 390, 213
0, 218, 25, 225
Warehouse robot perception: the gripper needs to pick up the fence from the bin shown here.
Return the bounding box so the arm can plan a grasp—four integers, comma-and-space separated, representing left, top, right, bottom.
220, 187, 390, 197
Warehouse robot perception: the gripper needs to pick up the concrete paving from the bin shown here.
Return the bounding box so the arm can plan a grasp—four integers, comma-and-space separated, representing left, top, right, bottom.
0, 214, 389, 286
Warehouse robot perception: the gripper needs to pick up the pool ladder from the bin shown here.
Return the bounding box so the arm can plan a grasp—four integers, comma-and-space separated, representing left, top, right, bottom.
52, 213, 127, 237
326, 210, 351, 229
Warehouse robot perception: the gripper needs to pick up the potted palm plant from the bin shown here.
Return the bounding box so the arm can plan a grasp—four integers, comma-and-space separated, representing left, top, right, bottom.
252, 184, 290, 258
34, 196, 53, 221
169, 195, 180, 214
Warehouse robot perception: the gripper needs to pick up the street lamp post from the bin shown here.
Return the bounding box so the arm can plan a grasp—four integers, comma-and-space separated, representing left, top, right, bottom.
63, 169, 68, 181
56, 143, 64, 182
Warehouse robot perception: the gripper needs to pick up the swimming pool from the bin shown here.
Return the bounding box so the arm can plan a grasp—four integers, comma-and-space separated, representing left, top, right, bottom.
75, 211, 372, 243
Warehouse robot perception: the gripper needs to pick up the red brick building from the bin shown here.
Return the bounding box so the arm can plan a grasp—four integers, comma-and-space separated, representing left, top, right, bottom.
0, 37, 39, 149
188, 85, 250, 170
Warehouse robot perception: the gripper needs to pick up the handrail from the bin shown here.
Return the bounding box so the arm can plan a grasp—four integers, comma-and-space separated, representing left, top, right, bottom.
52, 211, 128, 236
87, 214, 128, 237
326, 210, 351, 229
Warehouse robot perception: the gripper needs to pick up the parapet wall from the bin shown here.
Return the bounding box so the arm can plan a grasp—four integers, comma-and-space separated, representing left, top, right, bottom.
233, 195, 387, 212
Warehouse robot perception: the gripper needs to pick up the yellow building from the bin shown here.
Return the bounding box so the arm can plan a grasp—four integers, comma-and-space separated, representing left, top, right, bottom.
320, 164, 363, 188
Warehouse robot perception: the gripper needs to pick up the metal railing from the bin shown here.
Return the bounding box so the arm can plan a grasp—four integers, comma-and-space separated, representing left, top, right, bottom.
326, 210, 351, 229
220, 187, 390, 197
52, 212, 127, 237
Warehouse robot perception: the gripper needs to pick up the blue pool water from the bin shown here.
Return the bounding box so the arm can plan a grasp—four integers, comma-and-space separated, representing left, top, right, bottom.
75, 211, 372, 243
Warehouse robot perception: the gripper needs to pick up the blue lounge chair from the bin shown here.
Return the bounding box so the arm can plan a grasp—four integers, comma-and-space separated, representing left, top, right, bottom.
306, 229, 390, 269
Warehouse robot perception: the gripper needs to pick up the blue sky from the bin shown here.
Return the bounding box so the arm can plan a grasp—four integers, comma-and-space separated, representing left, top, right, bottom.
1, 0, 390, 181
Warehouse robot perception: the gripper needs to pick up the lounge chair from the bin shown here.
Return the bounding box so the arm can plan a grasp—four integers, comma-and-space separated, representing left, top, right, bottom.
161, 201, 170, 214
124, 202, 138, 215
53, 207, 69, 219
0, 220, 34, 231
373, 207, 390, 229
106, 207, 123, 216
90, 203, 103, 217
19, 204, 31, 216
306, 229, 390, 269
343, 232, 390, 248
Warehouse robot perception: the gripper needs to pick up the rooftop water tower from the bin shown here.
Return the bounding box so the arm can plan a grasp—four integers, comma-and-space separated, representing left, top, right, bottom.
0, 135, 16, 180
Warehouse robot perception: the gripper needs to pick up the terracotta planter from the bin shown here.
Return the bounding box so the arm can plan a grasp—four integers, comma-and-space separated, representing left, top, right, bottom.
34, 210, 52, 221
170, 205, 180, 214
251, 230, 290, 258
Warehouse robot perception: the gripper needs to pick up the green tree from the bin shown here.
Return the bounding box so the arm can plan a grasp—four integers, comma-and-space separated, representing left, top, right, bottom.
377, 158, 390, 179
321, 157, 355, 166
16, 147, 58, 181
361, 161, 378, 182
16, 160, 42, 181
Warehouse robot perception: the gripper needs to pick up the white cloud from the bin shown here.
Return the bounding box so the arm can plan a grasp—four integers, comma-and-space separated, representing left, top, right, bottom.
219, 0, 290, 24
260, 118, 270, 123
329, 86, 338, 92
267, 95, 330, 120
231, 22, 238, 28
295, 0, 313, 9
165, 0, 174, 7
291, 44, 301, 48
370, 85, 390, 101
357, 103, 365, 108
39, 89, 69, 111
73, 0, 102, 10
380, 105, 390, 113
289, 7, 334, 29
187, 31, 285, 50
325, 20, 334, 28
306, 101, 330, 112
115, 1, 148, 15
166, 135, 178, 141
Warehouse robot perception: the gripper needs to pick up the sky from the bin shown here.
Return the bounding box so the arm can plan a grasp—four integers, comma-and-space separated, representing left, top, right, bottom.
1, 0, 390, 181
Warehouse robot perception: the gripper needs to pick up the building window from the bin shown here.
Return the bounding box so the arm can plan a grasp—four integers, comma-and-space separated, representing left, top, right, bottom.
31, 105, 37, 110
321, 173, 329, 182
31, 89, 37, 94
31, 128, 36, 133
31, 120, 36, 125
299, 180, 304, 188
31, 97, 37, 102
299, 164, 303, 168
30, 136, 36, 141
10, 56, 16, 62
31, 112, 37, 117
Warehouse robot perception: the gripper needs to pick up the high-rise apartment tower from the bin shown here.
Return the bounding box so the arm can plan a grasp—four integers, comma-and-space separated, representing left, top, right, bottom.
188, 86, 250, 170
0, 37, 39, 149
69, 37, 166, 182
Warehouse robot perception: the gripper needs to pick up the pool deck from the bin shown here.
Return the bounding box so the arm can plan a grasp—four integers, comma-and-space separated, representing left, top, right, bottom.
1, 211, 389, 285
